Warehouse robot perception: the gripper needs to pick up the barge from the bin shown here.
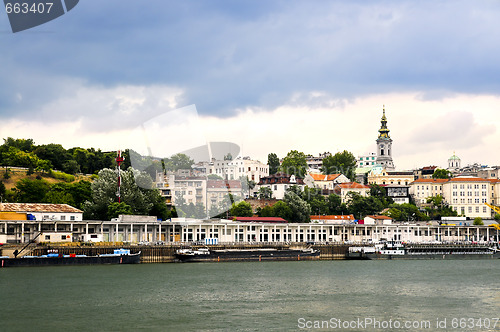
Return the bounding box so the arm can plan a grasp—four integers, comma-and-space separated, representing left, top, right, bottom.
0, 249, 141, 267
175, 247, 320, 262
346, 242, 500, 260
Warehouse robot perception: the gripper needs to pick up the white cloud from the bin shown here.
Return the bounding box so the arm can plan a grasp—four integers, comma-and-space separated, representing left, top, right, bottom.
1, 86, 499, 172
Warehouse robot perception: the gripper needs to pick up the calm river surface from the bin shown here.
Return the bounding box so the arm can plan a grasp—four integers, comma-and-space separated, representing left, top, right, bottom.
1, 260, 499, 331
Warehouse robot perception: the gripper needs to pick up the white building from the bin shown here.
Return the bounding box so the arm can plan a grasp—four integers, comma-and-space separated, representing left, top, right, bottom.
256, 173, 305, 200
357, 152, 377, 168
0, 203, 83, 221
2, 218, 498, 245
193, 156, 269, 182
334, 182, 371, 203
305, 152, 331, 171
410, 177, 497, 219
304, 173, 350, 191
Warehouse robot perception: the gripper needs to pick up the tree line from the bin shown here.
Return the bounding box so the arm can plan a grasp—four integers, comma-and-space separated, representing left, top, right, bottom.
0, 137, 117, 175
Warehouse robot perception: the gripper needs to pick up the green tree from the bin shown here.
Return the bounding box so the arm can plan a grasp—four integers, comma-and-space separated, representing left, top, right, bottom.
271, 201, 293, 221
432, 168, 452, 179
284, 191, 310, 223
346, 192, 384, 219
267, 153, 280, 175
385, 203, 429, 222
321, 150, 357, 181
83, 167, 163, 220
425, 195, 457, 219
259, 205, 274, 217
45, 183, 76, 206
62, 160, 81, 175
33, 144, 71, 170
107, 202, 134, 220
326, 193, 348, 215
0, 181, 6, 201
280, 150, 307, 177
14, 178, 51, 203
168, 153, 194, 171
258, 187, 273, 199
3, 137, 35, 152
473, 217, 484, 225
230, 201, 253, 217
302, 187, 328, 215
35, 159, 52, 173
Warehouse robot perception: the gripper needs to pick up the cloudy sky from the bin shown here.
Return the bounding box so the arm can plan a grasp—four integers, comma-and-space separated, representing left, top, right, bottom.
1, 0, 500, 170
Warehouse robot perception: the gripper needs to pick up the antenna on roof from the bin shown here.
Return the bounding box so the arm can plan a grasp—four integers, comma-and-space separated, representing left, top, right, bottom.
116, 150, 125, 203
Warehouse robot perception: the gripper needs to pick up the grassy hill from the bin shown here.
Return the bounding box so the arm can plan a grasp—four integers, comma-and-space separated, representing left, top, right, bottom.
0, 167, 92, 191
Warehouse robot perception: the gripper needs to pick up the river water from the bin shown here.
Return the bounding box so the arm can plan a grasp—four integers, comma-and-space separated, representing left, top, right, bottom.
1, 260, 499, 331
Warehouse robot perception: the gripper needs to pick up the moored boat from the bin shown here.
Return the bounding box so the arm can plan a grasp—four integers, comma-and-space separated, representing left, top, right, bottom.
346, 241, 500, 260
175, 247, 320, 262
0, 249, 141, 267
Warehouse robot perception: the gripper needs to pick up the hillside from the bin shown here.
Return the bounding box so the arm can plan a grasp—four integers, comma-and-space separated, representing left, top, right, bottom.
0, 167, 93, 191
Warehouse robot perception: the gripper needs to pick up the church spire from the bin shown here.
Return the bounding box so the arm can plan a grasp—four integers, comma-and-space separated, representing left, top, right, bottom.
378, 105, 390, 139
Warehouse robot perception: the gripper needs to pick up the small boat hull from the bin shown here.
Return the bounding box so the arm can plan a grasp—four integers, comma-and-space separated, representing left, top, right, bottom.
0, 252, 141, 267
175, 248, 320, 263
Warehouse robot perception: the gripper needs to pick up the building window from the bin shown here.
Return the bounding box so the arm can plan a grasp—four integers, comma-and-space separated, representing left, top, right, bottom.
70, 216, 75, 221
60, 216, 66, 221
475, 207, 479, 213
45, 235, 50, 240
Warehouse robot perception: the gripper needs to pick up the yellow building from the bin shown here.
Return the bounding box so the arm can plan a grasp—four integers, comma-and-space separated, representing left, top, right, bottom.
368, 166, 415, 186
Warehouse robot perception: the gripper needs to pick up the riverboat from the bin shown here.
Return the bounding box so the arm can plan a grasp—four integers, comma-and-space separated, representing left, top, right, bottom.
175, 247, 320, 262
0, 249, 141, 267
346, 242, 500, 260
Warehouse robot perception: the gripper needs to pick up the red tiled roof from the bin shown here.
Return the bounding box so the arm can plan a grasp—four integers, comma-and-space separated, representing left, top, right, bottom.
411, 178, 449, 184
366, 215, 392, 220
308, 173, 342, 181
448, 177, 491, 182
233, 217, 287, 223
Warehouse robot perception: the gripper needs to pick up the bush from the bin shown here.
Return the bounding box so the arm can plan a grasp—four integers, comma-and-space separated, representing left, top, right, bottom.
473, 217, 484, 226
50, 170, 75, 182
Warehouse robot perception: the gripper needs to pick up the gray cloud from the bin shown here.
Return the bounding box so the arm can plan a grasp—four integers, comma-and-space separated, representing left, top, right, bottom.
2, 0, 500, 130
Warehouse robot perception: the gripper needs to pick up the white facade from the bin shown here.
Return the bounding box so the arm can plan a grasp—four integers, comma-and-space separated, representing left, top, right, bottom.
335, 182, 371, 203
3, 219, 499, 244
357, 152, 377, 167
256, 174, 305, 200
0, 203, 83, 222
411, 177, 497, 219
194, 156, 269, 182
304, 173, 350, 191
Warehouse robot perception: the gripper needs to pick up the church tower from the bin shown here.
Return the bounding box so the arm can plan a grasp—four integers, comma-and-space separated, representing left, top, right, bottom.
375, 106, 395, 170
